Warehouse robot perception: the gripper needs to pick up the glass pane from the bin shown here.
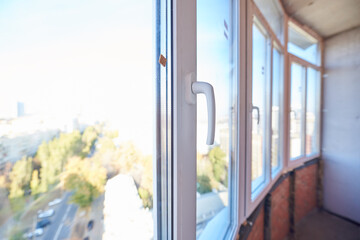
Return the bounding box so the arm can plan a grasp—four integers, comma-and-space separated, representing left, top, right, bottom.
196, 0, 236, 238
288, 22, 319, 65
251, 22, 269, 194
271, 47, 282, 173
0, 1, 154, 239
306, 68, 320, 155
253, 0, 284, 43
290, 63, 305, 159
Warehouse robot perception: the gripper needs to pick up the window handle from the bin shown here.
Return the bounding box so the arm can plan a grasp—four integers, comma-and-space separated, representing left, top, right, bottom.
192, 82, 216, 145
252, 105, 260, 125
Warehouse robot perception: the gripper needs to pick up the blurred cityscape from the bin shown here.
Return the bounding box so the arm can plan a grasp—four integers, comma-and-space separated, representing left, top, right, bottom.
0, 101, 155, 240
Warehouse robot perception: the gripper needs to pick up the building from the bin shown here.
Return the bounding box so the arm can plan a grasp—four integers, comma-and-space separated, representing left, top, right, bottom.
102, 174, 153, 240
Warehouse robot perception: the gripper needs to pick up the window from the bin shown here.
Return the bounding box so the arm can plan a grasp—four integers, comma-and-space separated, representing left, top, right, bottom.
306, 68, 321, 156
0, 1, 156, 240
290, 63, 306, 159
288, 22, 320, 66
254, 0, 284, 43
196, 0, 239, 238
251, 19, 271, 196
290, 63, 321, 160
271, 46, 283, 175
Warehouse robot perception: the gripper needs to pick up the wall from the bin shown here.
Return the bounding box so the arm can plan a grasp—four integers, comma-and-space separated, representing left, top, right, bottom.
238, 161, 318, 240
322, 26, 360, 223
294, 164, 317, 223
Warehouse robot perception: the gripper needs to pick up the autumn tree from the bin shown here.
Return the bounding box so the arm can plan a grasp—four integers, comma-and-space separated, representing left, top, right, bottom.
81, 126, 99, 157
9, 156, 32, 199
208, 146, 227, 185
37, 131, 83, 191
62, 157, 107, 208
30, 170, 41, 196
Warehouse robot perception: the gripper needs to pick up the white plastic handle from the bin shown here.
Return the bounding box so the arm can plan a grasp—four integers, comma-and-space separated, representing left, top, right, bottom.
191, 81, 216, 145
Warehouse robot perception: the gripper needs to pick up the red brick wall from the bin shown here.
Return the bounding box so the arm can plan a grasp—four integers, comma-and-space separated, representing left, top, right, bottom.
294, 164, 318, 223
240, 162, 318, 240
271, 178, 290, 240
247, 207, 264, 240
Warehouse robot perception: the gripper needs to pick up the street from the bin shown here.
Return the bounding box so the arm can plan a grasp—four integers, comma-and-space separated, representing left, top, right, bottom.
39, 192, 78, 240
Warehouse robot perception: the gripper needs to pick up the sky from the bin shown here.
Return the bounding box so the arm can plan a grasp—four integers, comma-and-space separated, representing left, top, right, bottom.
196, 0, 233, 153
0, 0, 153, 153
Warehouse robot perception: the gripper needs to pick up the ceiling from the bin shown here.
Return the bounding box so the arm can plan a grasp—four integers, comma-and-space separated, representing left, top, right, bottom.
281, 0, 360, 38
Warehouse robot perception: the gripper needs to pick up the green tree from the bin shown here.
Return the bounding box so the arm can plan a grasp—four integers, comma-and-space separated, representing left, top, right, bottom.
9, 156, 32, 199
197, 174, 212, 194
208, 146, 227, 185
30, 170, 40, 196
62, 157, 107, 208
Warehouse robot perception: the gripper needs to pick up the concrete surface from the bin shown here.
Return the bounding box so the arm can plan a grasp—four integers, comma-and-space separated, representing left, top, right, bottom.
322, 26, 360, 223
294, 211, 360, 240
281, 0, 360, 38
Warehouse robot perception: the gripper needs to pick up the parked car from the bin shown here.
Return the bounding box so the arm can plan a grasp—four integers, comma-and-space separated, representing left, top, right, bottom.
38, 209, 55, 218
48, 198, 62, 207
33, 228, 44, 236
23, 232, 33, 239
36, 219, 51, 229
87, 220, 94, 231
24, 228, 44, 239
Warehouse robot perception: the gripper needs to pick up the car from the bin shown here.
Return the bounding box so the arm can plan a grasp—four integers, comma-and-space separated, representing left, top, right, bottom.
24, 228, 44, 239
23, 232, 33, 239
33, 228, 44, 236
36, 219, 51, 228
38, 209, 55, 218
87, 220, 94, 231
48, 198, 62, 207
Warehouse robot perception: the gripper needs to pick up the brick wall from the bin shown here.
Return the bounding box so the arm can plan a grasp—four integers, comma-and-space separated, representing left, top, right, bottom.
238, 160, 319, 240
294, 164, 318, 224
247, 207, 264, 240
271, 177, 290, 240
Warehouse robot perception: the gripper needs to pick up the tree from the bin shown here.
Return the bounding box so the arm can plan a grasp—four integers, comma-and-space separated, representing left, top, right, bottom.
197, 174, 212, 194
37, 131, 83, 191
81, 126, 98, 157
117, 142, 142, 174
62, 157, 107, 208
30, 170, 41, 196
138, 155, 153, 208
9, 156, 32, 199
208, 146, 227, 185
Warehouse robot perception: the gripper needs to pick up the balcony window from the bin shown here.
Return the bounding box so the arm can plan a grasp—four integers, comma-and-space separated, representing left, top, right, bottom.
288, 22, 320, 66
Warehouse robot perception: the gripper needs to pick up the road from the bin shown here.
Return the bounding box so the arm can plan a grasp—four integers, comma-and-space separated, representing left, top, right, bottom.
39, 192, 78, 240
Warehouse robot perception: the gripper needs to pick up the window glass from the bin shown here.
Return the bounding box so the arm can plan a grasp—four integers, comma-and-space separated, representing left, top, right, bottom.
290, 63, 305, 159
251, 22, 270, 194
196, 0, 237, 238
288, 22, 319, 65
0, 1, 154, 239
271, 47, 282, 173
254, 0, 284, 43
306, 68, 320, 155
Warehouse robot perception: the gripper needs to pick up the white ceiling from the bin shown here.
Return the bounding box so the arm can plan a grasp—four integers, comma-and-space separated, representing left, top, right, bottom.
281, 0, 360, 38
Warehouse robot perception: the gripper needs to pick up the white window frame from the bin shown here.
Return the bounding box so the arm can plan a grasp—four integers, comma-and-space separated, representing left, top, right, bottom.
171, 0, 245, 239
287, 54, 322, 169
245, 0, 285, 217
